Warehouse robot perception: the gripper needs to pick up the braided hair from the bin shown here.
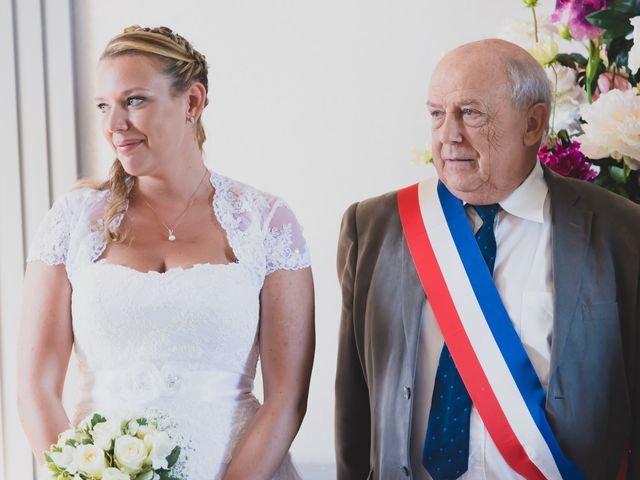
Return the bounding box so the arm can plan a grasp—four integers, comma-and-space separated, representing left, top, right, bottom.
83, 26, 210, 243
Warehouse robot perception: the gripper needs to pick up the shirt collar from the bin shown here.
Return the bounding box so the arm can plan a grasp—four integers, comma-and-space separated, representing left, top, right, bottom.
498, 161, 548, 224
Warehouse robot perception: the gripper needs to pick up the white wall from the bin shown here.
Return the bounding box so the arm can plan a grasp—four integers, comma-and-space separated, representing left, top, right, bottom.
3, 1, 554, 478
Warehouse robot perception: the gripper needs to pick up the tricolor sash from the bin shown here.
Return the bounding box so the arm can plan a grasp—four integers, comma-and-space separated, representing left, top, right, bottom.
398, 179, 584, 480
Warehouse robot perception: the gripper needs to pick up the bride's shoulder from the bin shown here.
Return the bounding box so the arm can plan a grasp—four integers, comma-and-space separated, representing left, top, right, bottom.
51, 186, 110, 220
211, 172, 282, 215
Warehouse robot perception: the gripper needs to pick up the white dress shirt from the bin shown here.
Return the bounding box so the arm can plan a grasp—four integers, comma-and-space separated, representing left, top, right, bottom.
410, 162, 554, 480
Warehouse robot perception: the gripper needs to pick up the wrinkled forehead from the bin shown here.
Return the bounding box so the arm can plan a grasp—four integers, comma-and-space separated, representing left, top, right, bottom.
428, 54, 511, 107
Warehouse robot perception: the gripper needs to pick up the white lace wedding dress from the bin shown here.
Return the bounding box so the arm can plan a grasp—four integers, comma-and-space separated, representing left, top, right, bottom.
28, 171, 311, 479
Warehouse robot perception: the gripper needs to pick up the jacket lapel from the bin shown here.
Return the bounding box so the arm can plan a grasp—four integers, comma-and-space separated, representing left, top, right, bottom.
546, 170, 593, 385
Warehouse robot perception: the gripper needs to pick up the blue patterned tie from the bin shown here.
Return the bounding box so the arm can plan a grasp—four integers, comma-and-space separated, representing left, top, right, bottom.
422, 204, 499, 480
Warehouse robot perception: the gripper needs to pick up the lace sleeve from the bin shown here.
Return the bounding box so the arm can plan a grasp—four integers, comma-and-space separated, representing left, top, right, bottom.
263, 199, 311, 275
26, 195, 72, 266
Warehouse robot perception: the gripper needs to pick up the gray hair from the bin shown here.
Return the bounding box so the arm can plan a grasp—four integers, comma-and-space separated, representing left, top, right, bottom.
505, 58, 553, 110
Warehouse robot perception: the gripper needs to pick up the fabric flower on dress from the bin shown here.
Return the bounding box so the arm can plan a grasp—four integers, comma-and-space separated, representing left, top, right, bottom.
576, 88, 640, 170
551, 0, 608, 40
538, 139, 598, 181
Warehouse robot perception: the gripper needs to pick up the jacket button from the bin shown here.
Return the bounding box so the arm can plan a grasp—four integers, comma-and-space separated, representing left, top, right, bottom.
401, 465, 410, 476
403, 386, 411, 399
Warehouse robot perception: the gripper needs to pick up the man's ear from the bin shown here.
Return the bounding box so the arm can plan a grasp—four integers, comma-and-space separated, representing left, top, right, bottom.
523, 102, 550, 147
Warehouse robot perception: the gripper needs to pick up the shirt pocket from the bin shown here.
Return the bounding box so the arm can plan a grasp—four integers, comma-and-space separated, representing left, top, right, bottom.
520, 291, 553, 391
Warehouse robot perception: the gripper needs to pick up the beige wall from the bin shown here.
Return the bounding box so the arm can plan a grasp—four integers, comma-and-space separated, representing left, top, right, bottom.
1, 1, 551, 478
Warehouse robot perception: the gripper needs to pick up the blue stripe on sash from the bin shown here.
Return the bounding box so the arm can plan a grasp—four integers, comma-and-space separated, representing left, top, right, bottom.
436, 181, 584, 480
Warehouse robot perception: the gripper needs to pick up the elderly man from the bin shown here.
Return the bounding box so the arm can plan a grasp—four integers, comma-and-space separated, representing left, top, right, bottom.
336, 39, 640, 479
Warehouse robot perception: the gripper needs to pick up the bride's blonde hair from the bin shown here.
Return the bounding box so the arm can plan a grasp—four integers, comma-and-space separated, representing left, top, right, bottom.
78, 26, 210, 243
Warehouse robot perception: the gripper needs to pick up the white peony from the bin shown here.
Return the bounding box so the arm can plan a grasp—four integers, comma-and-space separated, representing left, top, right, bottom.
92, 418, 124, 451
143, 430, 175, 470
576, 88, 640, 169
629, 17, 640, 74
546, 65, 587, 133
72, 444, 107, 477
102, 468, 131, 480
114, 435, 148, 474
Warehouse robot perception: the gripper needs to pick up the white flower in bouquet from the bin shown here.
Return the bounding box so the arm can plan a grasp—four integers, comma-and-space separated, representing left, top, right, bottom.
56, 427, 90, 448
628, 16, 640, 74
114, 435, 147, 474
546, 65, 587, 133
49, 445, 77, 473
144, 430, 176, 470
72, 444, 107, 477
500, 14, 558, 47
92, 418, 124, 451
102, 467, 131, 480
528, 35, 559, 66
576, 88, 640, 170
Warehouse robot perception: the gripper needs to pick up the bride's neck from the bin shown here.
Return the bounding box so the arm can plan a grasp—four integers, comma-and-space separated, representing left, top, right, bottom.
133, 160, 210, 204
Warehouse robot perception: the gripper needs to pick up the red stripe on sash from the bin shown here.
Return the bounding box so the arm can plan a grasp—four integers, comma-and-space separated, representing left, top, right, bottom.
616, 447, 629, 480
398, 184, 546, 480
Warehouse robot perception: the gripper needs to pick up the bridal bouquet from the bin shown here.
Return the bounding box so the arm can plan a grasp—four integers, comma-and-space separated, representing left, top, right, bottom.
44, 413, 181, 480
510, 0, 640, 203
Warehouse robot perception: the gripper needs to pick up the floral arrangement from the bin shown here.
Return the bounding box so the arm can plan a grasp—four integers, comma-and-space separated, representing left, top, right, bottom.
414, 0, 640, 204
44, 413, 181, 480
513, 0, 640, 202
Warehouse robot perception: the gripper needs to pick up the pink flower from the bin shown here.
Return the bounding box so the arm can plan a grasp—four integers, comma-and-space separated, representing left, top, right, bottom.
592, 71, 631, 101
551, 0, 608, 40
538, 139, 598, 181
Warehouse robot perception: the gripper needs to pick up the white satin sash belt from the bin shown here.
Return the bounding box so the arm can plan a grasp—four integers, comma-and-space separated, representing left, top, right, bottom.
88, 362, 255, 405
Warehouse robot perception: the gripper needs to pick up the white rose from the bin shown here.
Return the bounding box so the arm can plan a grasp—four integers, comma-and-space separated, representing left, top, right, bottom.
49, 445, 77, 473
127, 419, 140, 436
629, 17, 640, 74
93, 419, 124, 451
57, 427, 89, 448
576, 88, 640, 169
114, 435, 147, 474
528, 35, 559, 66
546, 65, 587, 133
135, 424, 155, 443
72, 444, 107, 477
143, 430, 175, 470
102, 467, 131, 480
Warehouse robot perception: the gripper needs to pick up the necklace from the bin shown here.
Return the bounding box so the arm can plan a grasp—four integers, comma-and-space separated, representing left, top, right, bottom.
139, 168, 209, 241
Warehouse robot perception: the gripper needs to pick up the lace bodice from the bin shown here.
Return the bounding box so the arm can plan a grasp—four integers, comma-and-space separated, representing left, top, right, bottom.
27, 171, 310, 479
28, 171, 311, 284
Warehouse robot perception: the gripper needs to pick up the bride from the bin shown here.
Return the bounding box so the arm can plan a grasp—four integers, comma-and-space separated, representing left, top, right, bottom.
17, 26, 315, 479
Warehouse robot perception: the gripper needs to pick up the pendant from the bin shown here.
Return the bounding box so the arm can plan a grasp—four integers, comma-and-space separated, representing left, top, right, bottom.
168, 233, 176, 241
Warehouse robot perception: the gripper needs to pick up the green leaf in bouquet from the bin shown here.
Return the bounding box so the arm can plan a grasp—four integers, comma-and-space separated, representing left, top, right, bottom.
65, 439, 79, 447
586, 9, 634, 38
555, 53, 587, 70
608, 0, 640, 15
135, 468, 155, 480
606, 38, 633, 72
609, 165, 627, 184
166, 445, 181, 468
156, 471, 181, 480
137, 417, 149, 426
90, 413, 107, 428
